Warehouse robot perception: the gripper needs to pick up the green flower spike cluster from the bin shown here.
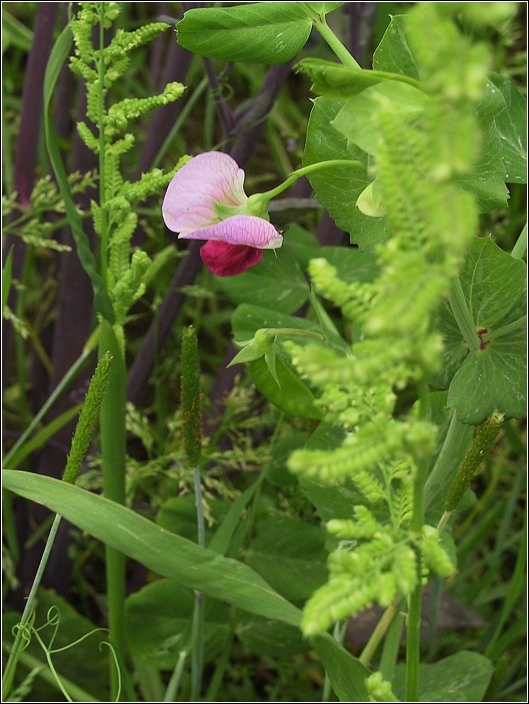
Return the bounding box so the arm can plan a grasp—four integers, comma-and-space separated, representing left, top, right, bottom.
286, 2, 509, 637
69, 2, 184, 331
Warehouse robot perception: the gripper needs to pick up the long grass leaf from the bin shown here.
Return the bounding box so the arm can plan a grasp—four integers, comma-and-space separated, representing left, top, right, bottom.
3, 470, 301, 627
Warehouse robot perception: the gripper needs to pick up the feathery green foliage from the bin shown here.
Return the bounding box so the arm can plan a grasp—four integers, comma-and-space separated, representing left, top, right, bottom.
69, 1, 184, 326
283, 1, 510, 636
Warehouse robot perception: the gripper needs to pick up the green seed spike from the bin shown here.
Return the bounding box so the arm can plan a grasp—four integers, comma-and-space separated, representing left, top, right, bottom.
444, 410, 505, 513
181, 326, 203, 468
62, 351, 113, 485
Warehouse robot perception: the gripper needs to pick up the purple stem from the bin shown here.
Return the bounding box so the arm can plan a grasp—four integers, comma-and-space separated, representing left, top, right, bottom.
2, 3, 60, 382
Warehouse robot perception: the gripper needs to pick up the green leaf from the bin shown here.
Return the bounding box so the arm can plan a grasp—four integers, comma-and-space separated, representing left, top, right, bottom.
4, 403, 82, 470
296, 58, 420, 99
303, 97, 390, 249
332, 80, 428, 155
433, 237, 527, 423
235, 614, 307, 659
247, 354, 323, 420
177, 2, 312, 64
392, 650, 493, 702
44, 26, 114, 323
319, 246, 379, 284
448, 330, 526, 424
244, 515, 328, 602
372, 14, 420, 80
216, 224, 319, 313
489, 72, 527, 184
459, 237, 526, 330
2, 8, 33, 53
125, 580, 230, 669
2, 470, 302, 628
456, 121, 509, 211
311, 633, 371, 701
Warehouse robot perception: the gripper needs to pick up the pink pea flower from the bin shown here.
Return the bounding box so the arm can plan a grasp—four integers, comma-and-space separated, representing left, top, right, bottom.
162, 152, 283, 276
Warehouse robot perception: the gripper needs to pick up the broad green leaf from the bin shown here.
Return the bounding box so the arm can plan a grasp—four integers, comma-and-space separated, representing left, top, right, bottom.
44, 26, 114, 323
296, 58, 420, 99
311, 633, 370, 701
456, 121, 509, 211
244, 515, 328, 602
156, 495, 229, 544
177, 2, 312, 64
2, 470, 302, 628
319, 246, 379, 285
489, 72, 527, 184
235, 614, 307, 659
448, 330, 526, 424
393, 650, 493, 702
125, 580, 230, 669
372, 13, 420, 80
332, 80, 427, 156
247, 354, 323, 420
431, 237, 526, 423
303, 97, 390, 249
459, 237, 526, 329
216, 224, 319, 313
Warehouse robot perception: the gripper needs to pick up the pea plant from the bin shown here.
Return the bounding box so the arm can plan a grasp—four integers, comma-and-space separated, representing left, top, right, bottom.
2, 2, 526, 702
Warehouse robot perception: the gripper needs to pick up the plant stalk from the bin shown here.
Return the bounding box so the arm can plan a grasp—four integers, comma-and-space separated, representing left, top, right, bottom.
99, 321, 127, 701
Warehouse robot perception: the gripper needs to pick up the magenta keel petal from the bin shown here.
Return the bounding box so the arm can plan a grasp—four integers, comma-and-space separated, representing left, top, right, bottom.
200, 241, 264, 276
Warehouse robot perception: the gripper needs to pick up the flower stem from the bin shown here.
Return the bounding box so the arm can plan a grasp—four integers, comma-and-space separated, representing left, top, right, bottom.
261, 159, 363, 201
312, 15, 361, 69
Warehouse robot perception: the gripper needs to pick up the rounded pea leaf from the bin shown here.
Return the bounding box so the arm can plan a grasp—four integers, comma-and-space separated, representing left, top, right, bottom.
432, 237, 527, 424
177, 2, 312, 64
304, 97, 390, 249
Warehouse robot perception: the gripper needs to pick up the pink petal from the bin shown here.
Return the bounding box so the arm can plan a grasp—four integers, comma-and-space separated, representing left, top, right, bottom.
200, 241, 264, 276
162, 152, 247, 234
179, 214, 283, 250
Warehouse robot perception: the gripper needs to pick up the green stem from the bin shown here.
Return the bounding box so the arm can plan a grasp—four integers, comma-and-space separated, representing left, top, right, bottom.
164, 650, 188, 702
448, 276, 480, 352
359, 603, 399, 667
405, 381, 430, 702
312, 15, 361, 69
511, 222, 527, 259
99, 321, 127, 701
2, 513, 62, 700
191, 467, 205, 702
260, 159, 363, 201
